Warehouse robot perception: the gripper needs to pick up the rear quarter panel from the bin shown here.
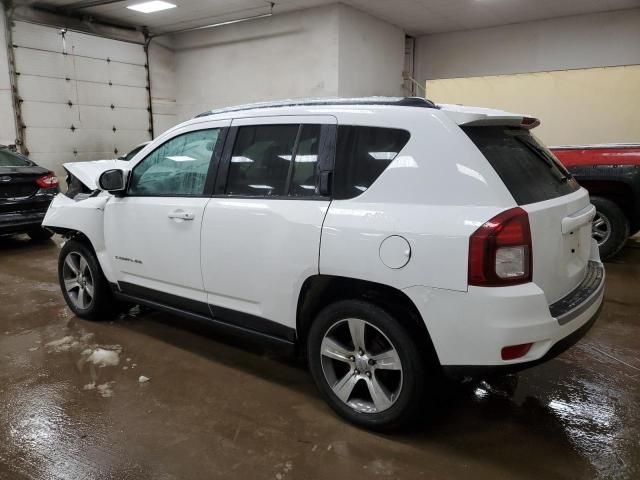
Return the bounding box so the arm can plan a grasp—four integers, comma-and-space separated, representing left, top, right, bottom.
320, 108, 516, 292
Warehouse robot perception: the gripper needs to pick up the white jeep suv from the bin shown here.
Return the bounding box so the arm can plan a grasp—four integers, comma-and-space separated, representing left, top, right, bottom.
44, 97, 604, 430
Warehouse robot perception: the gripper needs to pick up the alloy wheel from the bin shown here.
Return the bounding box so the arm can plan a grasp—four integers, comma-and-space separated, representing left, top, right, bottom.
62, 251, 95, 309
592, 211, 611, 247
320, 318, 403, 413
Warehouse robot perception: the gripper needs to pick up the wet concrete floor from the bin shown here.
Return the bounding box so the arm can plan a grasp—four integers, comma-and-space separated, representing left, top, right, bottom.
1, 235, 639, 479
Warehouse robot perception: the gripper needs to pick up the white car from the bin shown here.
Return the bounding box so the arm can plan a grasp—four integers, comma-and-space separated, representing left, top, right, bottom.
43, 97, 604, 430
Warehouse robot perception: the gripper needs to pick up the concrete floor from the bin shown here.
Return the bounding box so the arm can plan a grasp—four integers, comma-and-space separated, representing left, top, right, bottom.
0, 236, 639, 480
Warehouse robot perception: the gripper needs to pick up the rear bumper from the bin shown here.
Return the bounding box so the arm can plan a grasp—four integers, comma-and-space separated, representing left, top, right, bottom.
403, 261, 605, 374
442, 302, 602, 377
0, 208, 48, 233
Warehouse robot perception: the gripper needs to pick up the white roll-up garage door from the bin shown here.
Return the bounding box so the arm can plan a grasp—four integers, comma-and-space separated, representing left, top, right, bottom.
11, 21, 152, 176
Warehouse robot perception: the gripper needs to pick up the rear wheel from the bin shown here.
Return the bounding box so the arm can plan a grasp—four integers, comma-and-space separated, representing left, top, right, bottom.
307, 300, 428, 431
27, 227, 54, 241
58, 239, 118, 320
591, 196, 629, 260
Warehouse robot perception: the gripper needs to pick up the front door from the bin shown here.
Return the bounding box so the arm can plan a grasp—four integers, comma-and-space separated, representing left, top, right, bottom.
104, 120, 229, 306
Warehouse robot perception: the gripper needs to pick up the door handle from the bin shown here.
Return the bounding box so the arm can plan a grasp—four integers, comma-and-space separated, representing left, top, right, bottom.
168, 210, 195, 221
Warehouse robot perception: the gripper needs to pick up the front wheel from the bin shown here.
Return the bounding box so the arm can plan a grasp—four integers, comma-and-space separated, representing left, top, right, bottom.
58, 239, 118, 320
307, 300, 428, 431
591, 196, 629, 260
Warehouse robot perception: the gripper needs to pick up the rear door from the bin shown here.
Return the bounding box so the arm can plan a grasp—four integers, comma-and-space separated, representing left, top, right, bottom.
463, 126, 595, 303
201, 115, 336, 336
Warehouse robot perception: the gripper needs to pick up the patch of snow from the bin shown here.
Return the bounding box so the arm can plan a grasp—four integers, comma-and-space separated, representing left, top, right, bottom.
28, 346, 39, 352
46, 336, 75, 352
97, 382, 114, 398
86, 348, 120, 367
83, 382, 96, 390
138, 375, 150, 383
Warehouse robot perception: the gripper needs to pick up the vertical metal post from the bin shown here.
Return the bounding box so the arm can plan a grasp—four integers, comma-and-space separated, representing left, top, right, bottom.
3, 3, 25, 152
143, 29, 154, 140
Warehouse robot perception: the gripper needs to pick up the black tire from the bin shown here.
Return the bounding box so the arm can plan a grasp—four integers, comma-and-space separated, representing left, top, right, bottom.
58, 238, 118, 320
591, 196, 629, 260
307, 300, 429, 431
27, 227, 54, 241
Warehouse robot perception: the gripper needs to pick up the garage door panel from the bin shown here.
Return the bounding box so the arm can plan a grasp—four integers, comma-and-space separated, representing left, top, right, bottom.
110, 85, 149, 108
114, 130, 150, 153
72, 56, 110, 83
75, 82, 148, 109
108, 63, 148, 87
12, 22, 66, 52
14, 48, 72, 78
21, 101, 79, 128
67, 30, 146, 65
26, 128, 116, 154
112, 108, 150, 130
17, 76, 77, 104
76, 105, 149, 130
13, 22, 145, 66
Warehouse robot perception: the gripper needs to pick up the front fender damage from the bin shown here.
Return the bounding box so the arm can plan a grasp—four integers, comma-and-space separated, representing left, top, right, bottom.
43, 193, 116, 282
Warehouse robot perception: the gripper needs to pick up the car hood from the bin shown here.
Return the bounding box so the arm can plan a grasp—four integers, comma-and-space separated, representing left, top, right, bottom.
64, 159, 130, 190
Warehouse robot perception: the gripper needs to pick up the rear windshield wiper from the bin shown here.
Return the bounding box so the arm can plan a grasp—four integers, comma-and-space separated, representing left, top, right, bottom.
514, 136, 570, 183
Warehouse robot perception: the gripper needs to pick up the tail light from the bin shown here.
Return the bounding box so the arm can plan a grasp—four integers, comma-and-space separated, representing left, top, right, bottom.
36, 173, 58, 188
468, 207, 532, 286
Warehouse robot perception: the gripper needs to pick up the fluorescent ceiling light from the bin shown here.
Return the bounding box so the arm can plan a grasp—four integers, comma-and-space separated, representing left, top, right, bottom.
127, 1, 176, 13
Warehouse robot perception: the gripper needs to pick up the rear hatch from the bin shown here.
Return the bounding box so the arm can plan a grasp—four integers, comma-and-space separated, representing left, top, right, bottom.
463, 126, 593, 304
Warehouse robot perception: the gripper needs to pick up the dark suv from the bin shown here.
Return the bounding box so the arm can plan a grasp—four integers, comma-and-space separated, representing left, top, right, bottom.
0, 146, 59, 240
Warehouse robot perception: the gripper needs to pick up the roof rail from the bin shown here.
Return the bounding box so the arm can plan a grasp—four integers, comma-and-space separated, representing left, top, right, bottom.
194, 96, 438, 118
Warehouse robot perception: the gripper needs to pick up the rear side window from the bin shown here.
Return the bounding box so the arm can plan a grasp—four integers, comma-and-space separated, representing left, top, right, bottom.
333, 126, 410, 199
463, 126, 579, 205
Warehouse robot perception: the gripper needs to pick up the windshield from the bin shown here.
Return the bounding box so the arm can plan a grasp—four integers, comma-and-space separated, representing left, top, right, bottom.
462, 126, 580, 205
0, 149, 31, 167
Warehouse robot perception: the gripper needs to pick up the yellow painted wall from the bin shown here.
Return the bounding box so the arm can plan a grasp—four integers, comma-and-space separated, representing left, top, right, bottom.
426, 65, 640, 146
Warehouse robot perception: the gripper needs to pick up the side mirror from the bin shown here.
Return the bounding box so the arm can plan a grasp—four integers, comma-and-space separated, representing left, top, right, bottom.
98, 169, 125, 192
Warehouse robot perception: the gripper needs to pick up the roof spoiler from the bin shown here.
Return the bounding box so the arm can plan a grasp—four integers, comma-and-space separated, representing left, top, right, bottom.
437, 104, 540, 129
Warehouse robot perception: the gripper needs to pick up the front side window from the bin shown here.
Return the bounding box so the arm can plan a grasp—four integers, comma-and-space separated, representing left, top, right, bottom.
226, 124, 300, 197
333, 126, 410, 199
128, 129, 219, 196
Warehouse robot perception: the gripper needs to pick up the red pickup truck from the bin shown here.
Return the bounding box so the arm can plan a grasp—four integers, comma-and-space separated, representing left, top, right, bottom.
551, 144, 640, 259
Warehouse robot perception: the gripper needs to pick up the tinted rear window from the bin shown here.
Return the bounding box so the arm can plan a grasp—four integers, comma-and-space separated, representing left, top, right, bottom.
333, 126, 410, 199
463, 126, 580, 205
0, 149, 30, 167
